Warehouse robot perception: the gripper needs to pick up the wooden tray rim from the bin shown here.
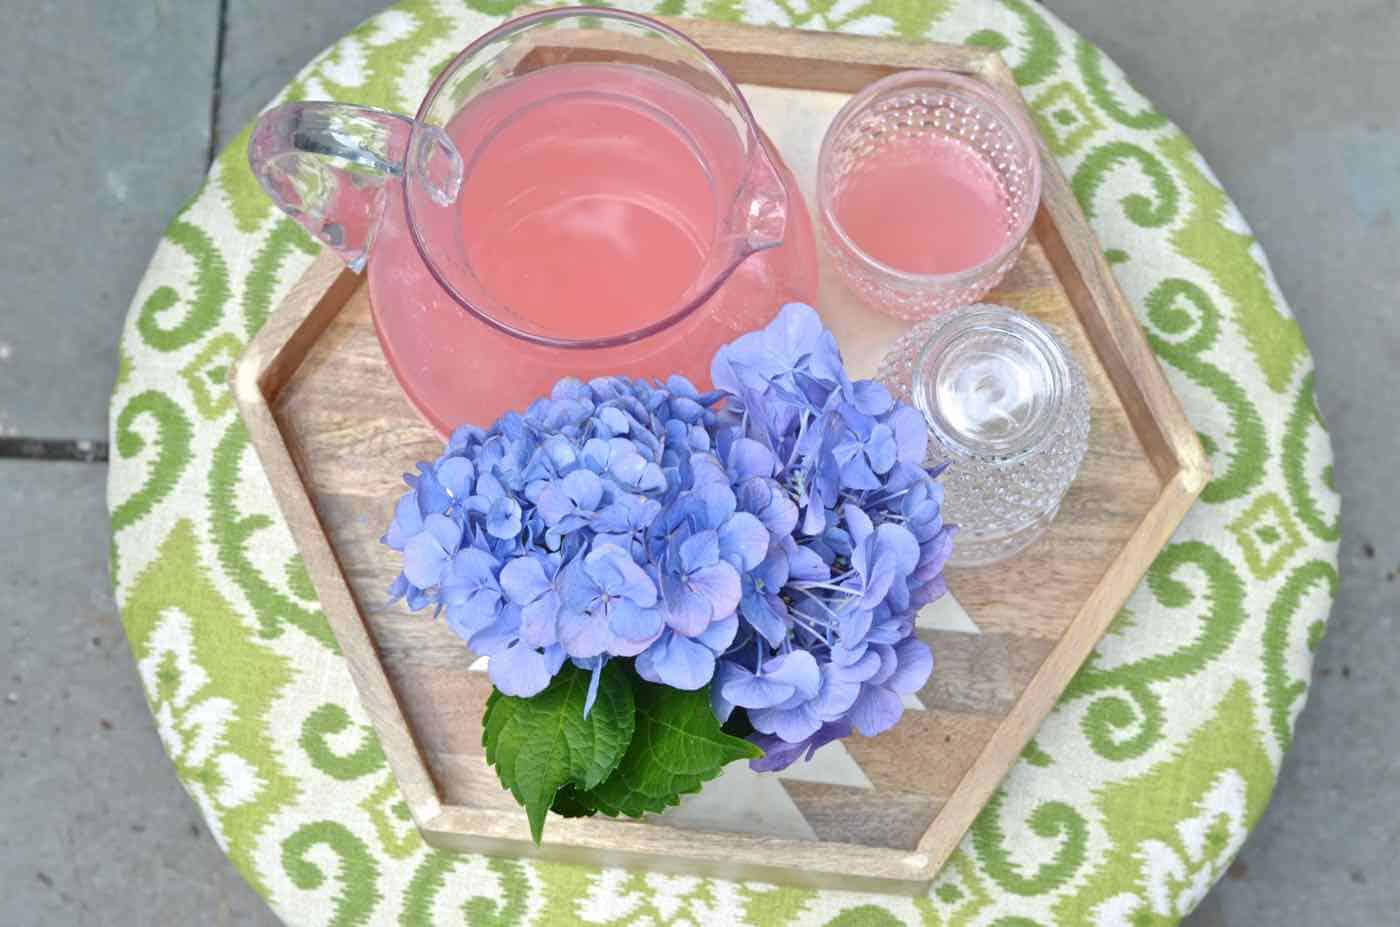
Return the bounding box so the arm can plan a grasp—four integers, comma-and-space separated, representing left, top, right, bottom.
231, 18, 1208, 893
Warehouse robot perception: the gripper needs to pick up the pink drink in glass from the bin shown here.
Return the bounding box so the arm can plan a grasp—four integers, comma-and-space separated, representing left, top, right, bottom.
816, 69, 1042, 320
833, 135, 1007, 275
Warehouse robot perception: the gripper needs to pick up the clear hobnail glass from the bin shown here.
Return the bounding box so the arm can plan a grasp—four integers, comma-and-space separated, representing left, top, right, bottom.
878, 305, 1090, 567
817, 70, 1042, 321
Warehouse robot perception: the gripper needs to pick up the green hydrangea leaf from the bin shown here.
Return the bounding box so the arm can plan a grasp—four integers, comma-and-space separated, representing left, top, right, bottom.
549, 783, 600, 819
581, 681, 763, 818
482, 662, 634, 843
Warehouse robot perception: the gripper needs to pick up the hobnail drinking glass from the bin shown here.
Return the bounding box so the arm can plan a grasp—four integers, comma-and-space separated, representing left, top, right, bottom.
878, 304, 1090, 567
818, 70, 1042, 321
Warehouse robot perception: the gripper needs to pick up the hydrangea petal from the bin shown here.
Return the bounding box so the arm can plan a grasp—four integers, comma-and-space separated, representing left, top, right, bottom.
858, 550, 896, 608
535, 484, 576, 527
718, 512, 769, 570
722, 668, 796, 709
499, 556, 550, 606
436, 456, 475, 500
840, 455, 881, 490
696, 481, 738, 528
696, 613, 738, 653
728, 437, 777, 480
518, 593, 560, 648
878, 523, 922, 575
740, 586, 789, 648
679, 530, 721, 573
749, 719, 853, 772
710, 660, 745, 722
582, 657, 605, 717
850, 685, 903, 736
752, 701, 822, 744
558, 609, 609, 659
486, 498, 522, 539
833, 647, 880, 680
763, 650, 821, 700
415, 463, 452, 513
864, 614, 911, 645
609, 599, 664, 643
586, 546, 657, 607
842, 503, 874, 545
838, 606, 874, 644
811, 668, 861, 720
746, 734, 806, 772
866, 423, 898, 474
887, 637, 934, 694
386, 573, 411, 606
423, 513, 461, 552
850, 379, 893, 416
598, 406, 631, 435
467, 607, 521, 656
403, 531, 451, 589
638, 633, 715, 690
868, 644, 899, 686
688, 563, 741, 620
662, 578, 713, 637
382, 492, 424, 550
889, 404, 929, 464
489, 643, 552, 697
446, 598, 500, 642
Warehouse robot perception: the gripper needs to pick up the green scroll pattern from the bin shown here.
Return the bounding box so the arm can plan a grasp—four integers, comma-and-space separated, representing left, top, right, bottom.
964, 0, 1061, 87
136, 212, 230, 352
282, 822, 381, 927
1063, 542, 1247, 761
1159, 132, 1309, 393
209, 418, 337, 649
111, 390, 193, 539
107, 1, 1337, 924
123, 521, 296, 897
971, 793, 1089, 897
1283, 373, 1342, 542
1144, 278, 1267, 504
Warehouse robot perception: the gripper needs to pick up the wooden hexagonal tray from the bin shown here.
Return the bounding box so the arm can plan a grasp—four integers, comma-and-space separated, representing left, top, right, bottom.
231, 18, 1207, 893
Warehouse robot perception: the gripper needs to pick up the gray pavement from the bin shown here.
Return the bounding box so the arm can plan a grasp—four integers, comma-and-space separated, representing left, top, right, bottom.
0, 1, 219, 440
0, 462, 276, 926
1047, 4, 1400, 923
1, 1, 1395, 924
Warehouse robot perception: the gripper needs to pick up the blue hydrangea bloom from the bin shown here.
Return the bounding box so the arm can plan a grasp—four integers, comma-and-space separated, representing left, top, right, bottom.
381, 373, 755, 704
381, 304, 952, 766
705, 304, 953, 768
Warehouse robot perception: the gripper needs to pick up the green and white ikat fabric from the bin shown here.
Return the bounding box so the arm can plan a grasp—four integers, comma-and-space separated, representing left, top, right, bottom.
107, 1, 1339, 924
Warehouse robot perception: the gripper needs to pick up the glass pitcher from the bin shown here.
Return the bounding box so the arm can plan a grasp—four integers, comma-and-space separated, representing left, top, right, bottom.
249, 7, 817, 435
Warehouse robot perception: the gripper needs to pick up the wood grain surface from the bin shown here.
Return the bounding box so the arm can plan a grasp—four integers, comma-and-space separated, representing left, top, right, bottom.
232, 17, 1207, 892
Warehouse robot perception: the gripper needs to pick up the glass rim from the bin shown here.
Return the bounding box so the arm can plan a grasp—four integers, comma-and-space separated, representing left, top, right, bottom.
911, 304, 1070, 465
402, 6, 775, 350
816, 69, 1044, 288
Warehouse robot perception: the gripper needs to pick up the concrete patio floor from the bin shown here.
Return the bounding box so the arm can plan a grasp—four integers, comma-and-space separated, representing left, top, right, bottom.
2, 1, 1395, 924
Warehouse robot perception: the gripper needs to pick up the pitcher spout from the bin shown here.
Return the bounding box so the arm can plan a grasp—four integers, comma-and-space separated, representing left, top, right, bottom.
736, 138, 790, 256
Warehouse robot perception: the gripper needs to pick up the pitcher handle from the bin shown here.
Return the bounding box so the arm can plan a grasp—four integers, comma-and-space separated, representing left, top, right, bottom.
247, 102, 463, 272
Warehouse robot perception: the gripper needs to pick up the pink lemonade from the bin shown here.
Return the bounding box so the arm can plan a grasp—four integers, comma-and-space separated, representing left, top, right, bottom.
452, 70, 722, 340
833, 135, 1008, 275
367, 63, 816, 433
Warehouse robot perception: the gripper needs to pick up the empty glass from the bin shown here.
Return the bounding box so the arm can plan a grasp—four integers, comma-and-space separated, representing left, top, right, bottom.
818, 70, 1042, 321
878, 304, 1089, 566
